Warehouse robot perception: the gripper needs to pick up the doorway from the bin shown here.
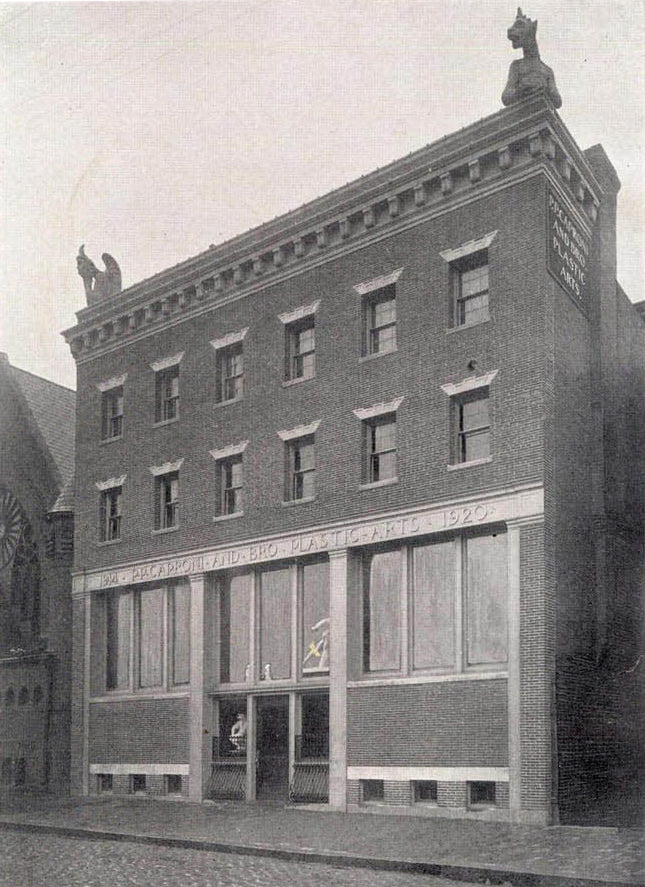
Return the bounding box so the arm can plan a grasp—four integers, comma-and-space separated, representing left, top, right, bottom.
256, 695, 289, 800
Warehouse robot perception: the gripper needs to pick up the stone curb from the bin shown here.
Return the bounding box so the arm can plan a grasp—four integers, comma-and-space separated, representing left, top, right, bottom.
0, 819, 635, 887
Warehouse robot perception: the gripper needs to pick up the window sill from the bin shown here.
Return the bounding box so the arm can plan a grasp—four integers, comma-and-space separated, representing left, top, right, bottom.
445, 317, 491, 335
359, 347, 398, 364
214, 396, 243, 410
213, 511, 244, 523
447, 456, 492, 471
97, 538, 122, 547
99, 435, 123, 446
359, 477, 398, 491
282, 375, 315, 388
153, 416, 179, 428
152, 526, 179, 535
281, 496, 316, 507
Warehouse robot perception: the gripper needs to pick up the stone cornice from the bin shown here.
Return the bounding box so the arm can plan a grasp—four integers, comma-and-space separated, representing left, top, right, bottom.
64, 95, 602, 363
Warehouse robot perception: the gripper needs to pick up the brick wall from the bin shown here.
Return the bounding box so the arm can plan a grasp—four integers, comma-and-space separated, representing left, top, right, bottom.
73, 177, 547, 574
347, 680, 508, 767
89, 697, 189, 764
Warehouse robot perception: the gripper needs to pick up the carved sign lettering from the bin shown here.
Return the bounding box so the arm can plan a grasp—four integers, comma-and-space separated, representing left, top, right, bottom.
547, 191, 591, 313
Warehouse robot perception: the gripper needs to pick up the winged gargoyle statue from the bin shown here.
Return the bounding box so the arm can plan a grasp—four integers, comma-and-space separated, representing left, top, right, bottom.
76, 245, 122, 305
502, 7, 562, 109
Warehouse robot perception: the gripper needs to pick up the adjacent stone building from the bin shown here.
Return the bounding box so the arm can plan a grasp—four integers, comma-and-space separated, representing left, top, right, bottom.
63, 91, 644, 825
0, 354, 75, 793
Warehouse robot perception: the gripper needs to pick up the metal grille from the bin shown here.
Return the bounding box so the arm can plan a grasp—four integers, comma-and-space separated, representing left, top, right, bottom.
290, 762, 329, 803
207, 762, 246, 800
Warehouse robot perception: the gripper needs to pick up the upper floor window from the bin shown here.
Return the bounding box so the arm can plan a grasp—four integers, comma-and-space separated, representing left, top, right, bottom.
220, 456, 243, 516
156, 366, 179, 423
218, 344, 243, 403
101, 386, 123, 440
363, 285, 396, 356
456, 391, 490, 463
100, 485, 122, 542
354, 269, 403, 359
286, 319, 315, 381
453, 252, 489, 327
287, 435, 315, 501
211, 329, 248, 406
155, 472, 179, 530
440, 231, 497, 329
366, 416, 396, 484
150, 459, 183, 532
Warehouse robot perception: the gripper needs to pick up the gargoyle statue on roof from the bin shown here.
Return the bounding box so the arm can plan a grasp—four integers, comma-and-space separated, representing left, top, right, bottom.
502, 8, 562, 109
76, 245, 122, 305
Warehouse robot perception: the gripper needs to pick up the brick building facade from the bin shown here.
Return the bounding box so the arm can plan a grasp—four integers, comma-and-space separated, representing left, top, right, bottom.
64, 94, 644, 825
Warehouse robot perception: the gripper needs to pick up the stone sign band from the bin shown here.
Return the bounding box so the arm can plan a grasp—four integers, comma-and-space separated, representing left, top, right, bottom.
76, 486, 544, 594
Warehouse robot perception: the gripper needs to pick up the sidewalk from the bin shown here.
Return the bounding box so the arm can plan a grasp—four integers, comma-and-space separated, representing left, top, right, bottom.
0, 792, 642, 886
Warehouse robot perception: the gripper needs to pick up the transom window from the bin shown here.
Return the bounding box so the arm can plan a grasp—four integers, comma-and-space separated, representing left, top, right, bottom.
287, 435, 315, 501
101, 386, 123, 440
365, 415, 397, 484
363, 285, 396, 356
155, 472, 179, 530
286, 319, 315, 381
220, 456, 243, 516
99, 486, 122, 542
217, 343, 244, 403
453, 251, 489, 327
456, 391, 490, 463
363, 533, 507, 675
155, 366, 179, 423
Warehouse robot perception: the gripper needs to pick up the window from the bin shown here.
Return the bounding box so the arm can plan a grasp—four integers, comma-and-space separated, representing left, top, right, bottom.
453, 251, 489, 327
220, 572, 252, 684
137, 588, 163, 688
286, 318, 315, 381
217, 343, 244, 403
287, 435, 315, 501
361, 779, 384, 802
365, 415, 397, 484
259, 566, 291, 680
101, 386, 123, 440
170, 582, 190, 685
219, 456, 243, 516
455, 390, 490, 464
103, 582, 188, 693
469, 781, 496, 807
98, 774, 113, 794
131, 774, 146, 793
298, 693, 329, 759
362, 533, 507, 676
363, 548, 401, 672
414, 780, 438, 803
155, 472, 179, 530
166, 774, 182, 795
301, 560, 330, 674
18, 687, 29, 706
106, 591, 131, 691
100, 486, 122, 542
155, 365, 179, 423
363, 285, 396, 356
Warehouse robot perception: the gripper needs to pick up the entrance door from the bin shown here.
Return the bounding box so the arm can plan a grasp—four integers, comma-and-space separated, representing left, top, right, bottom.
256, 695, 289, 800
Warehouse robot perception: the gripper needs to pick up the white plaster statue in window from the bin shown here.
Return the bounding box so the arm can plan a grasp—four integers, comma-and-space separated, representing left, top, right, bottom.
229, 712, 247, 753
302, 617, 330, 672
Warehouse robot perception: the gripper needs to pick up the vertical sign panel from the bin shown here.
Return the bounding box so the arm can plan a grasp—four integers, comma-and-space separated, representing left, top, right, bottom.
547, 190, 592, 314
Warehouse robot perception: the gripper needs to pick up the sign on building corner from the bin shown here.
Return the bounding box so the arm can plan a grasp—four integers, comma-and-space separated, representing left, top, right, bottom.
547, 190, 592, 313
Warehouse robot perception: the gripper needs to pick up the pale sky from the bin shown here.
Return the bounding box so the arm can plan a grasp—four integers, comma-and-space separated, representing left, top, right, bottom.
1, 0, 643, 390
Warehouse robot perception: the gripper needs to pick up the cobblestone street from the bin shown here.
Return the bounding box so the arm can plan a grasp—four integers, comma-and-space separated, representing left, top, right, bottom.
0, 832, 479, 887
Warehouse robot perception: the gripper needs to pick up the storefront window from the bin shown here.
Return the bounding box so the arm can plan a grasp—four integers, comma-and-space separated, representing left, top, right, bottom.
138, 588, 163, 687
106, 591, 130, 690
259, 566, 291, 679
363, 548, 401, 672
220, 572, 252, 683
465, 534, 508, 665
301, 560, 329, 674
171, 581, 190, 685
412, 540, 455, 670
